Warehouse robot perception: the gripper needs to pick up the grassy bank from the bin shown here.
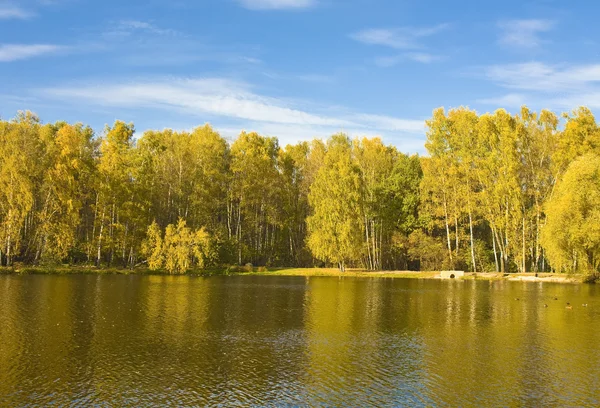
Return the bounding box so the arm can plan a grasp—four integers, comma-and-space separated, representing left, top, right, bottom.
243, 268, 584, 283
0, 265, 153, 275
0, 265, 588, 283
242, 268, 439, 279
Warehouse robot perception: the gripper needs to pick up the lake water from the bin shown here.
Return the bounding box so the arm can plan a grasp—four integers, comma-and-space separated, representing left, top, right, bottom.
1, 275, 599, 406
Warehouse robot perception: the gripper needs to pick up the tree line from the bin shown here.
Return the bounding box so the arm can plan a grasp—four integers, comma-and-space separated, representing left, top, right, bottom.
1, 107, 599, 274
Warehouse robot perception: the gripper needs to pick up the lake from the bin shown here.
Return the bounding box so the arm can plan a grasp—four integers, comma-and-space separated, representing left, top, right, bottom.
1, 274, 599, 406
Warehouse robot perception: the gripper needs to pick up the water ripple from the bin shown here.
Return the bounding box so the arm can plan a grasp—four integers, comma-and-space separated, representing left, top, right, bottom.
0, 275, 599, 406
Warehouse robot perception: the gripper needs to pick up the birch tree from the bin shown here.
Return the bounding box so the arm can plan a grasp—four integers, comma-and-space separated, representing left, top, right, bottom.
307, 134, 363, 271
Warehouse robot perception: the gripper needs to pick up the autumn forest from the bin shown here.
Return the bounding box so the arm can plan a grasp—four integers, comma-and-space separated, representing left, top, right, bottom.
1, 106, 599, 275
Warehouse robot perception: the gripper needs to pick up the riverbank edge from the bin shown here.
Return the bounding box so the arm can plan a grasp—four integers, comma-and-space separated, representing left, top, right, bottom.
0, 266, 589, 283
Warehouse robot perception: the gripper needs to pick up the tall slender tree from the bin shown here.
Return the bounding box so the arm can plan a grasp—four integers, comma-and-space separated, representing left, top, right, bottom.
307, 134, 364, 272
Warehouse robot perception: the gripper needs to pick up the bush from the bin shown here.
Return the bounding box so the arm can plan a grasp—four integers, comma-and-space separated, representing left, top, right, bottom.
406, 229, 447, 271
463, 239, 496, 272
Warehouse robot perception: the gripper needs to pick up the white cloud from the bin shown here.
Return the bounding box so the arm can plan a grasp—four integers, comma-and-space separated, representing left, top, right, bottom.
95, 20, 262, 69
352, 29, 417, 49
405, 52, 442, 64
37, 77, 425, 149
0, 3, 33, 19
375, 52, 442, 67
354, 114, 425, 132
353, 25, 448, 68
216, 120, 426, 152
0, 0, 66, 19
237, 0, 315, 10
219, 122, 378, 147
351, 24, 449, 49
224, 122, 426, 153
0, 44, 63, 62
485, 62, 600, 92
118, 20, 179, 36
42, 78, 353, 127
498, 19, 554, 48
479, 62, 600, 111
103, 20, 181, 39
550, 92, 600, 110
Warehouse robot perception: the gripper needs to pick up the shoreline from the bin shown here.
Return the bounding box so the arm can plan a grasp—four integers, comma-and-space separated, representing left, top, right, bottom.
0, 266, 587, 283
244, 269, 584, 283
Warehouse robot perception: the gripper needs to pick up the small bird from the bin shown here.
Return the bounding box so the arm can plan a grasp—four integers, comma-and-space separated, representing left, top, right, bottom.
583, 303, 588, 307
544, 304, 548, 308
515, 298, 520, 301
554, 297, 558, 300
566, 305, 573, 310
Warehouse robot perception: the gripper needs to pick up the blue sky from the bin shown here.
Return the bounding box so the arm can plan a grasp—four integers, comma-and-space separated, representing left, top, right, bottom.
1, 0, 598, 152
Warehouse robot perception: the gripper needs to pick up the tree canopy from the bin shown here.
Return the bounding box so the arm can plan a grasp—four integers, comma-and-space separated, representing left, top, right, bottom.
542, 154, 600, 274
0, 106, 598, 274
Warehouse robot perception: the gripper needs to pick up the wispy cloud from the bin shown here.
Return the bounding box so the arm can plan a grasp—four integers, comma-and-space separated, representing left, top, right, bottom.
351, 24, 449, 49
36, 77, 425, 147
0, 44, 63, 62
498, 19, 555, 48
479, 62, 600, 110
104, 20, 181, 38
0, 0, 68, 19
552, 92, 600, 110
93, 20, 262, 69
352, 29, 417, 49
406, 52, 442, 63
39, 78, 351, 126
353, 24, 448, 68
485, 62, 600, 92
375, 52, 442, 67
0, 3, 33, 19
353, 113, 424, 132
237, 0, 316, 10
220, 122, 426, 153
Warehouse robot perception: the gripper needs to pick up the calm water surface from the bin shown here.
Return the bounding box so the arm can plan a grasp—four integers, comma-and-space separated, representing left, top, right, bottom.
1, 275, 600, 406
